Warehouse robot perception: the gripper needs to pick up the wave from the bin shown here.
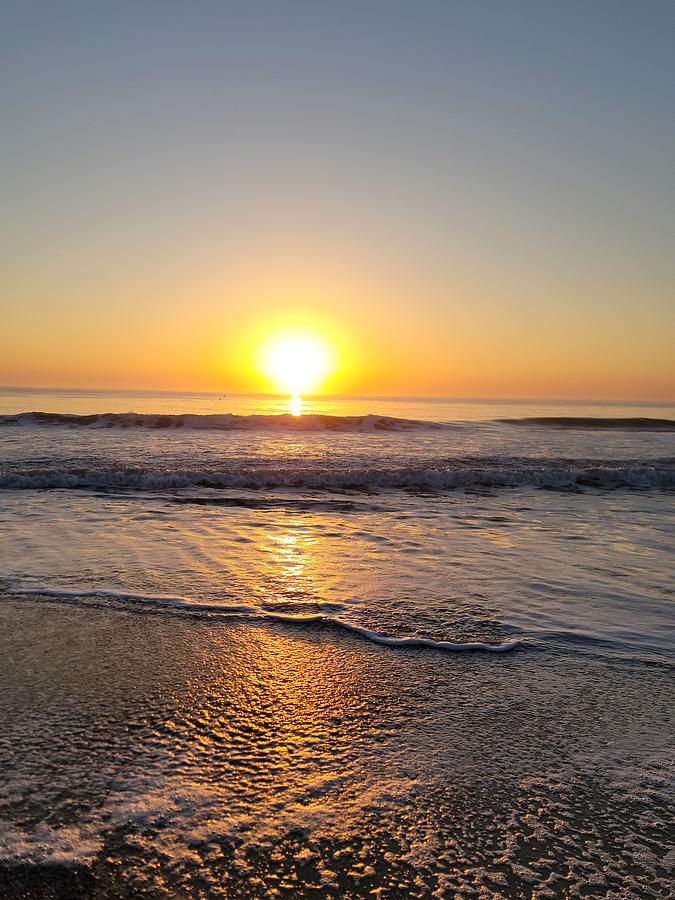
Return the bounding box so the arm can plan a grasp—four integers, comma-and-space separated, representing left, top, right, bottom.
167, 494, 381, 512
9, 586, 520, 654
2, 457, 673, 492
0, 411, 442, 433
499, 416, 675, 430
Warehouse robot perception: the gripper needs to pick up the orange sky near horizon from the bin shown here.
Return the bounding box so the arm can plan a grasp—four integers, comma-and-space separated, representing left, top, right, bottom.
3, 272, 674, 401
3, 247, 674, 400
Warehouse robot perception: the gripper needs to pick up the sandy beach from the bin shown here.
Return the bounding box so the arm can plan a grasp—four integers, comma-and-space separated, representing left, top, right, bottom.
2, 591, 673, 897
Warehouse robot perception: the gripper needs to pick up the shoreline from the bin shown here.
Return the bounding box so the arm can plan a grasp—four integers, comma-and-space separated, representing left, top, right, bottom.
1, 595, 673, 897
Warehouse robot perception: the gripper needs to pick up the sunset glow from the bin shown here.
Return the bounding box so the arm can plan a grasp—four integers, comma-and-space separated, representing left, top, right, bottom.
256, 329, 336, 396
288, 395, 302, 416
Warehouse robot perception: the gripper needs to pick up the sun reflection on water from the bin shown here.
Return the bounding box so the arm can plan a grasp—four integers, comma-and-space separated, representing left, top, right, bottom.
271, 528, 309, 581
260, 523, 325, 613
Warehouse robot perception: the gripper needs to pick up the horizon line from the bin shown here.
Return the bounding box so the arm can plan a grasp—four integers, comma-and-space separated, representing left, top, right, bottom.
1, 385, 674, 407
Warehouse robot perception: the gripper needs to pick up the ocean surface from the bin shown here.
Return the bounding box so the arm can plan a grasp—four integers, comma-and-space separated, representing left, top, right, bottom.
1, 388, 674, 897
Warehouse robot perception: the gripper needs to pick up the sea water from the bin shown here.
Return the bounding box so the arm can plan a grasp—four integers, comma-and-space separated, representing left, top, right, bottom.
1, 388, 674, 660
0, 388, 674, 896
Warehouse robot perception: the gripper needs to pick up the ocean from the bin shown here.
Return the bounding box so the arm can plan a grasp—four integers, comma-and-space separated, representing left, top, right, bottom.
1, 388, 674, 897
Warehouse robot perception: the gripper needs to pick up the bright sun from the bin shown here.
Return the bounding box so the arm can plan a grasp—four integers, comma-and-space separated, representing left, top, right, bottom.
257, 329, 335, 396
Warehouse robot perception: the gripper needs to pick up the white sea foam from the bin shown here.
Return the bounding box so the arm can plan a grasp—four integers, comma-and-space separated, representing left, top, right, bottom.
0, 823, 103, 865
2, 457, 673, 492
10, 586, 521, 653
0, 411, 442, 432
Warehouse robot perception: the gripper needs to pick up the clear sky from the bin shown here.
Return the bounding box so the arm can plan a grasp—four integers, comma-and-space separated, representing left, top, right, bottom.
2, 0, 674, 399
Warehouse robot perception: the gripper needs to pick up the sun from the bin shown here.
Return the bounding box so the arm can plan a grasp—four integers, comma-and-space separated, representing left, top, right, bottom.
256, 328, 335, 396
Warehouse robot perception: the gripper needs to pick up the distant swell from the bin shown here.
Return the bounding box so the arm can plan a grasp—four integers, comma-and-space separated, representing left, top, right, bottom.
9, 587, 520, 653
1, 456, 673, 492
0, 411, 441, 433
499, 416, 675, 431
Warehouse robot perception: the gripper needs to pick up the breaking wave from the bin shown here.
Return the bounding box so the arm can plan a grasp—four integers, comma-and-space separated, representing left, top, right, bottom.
500, 416, 675, 431
0, 411, 442, 432
9, 586, 520, 654
2, 456, 674, 492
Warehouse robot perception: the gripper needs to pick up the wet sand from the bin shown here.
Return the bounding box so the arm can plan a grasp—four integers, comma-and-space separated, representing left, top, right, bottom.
1, 594, 673, 898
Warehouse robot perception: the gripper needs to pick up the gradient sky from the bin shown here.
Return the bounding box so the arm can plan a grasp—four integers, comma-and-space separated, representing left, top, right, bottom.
2, 0, 674, 399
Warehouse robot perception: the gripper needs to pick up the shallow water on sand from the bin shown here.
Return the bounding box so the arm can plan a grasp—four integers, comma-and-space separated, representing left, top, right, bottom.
1, 488, 674, 660
1, 599, 673, 897
1, 390, 674, 895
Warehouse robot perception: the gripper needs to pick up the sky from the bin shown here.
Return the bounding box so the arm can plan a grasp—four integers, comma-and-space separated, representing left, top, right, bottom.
2, 0, 674, 399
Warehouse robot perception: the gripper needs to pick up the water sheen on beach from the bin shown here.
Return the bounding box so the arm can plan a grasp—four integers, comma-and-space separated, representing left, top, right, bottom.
1, 389, 674, 897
